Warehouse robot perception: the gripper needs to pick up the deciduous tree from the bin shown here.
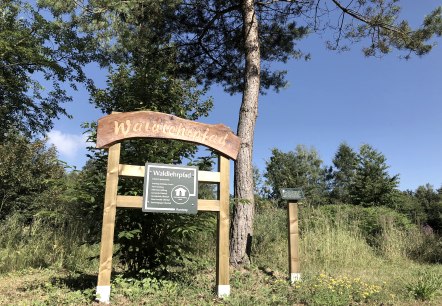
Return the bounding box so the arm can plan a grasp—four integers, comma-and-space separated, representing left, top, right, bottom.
0, 0, 94, 138
265, 145, 329, 206
0, 132, 65, 220
73, 1, 213, 271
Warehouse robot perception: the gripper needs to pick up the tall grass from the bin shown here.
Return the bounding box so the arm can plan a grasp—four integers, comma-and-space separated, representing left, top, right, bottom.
253, 206, 379, 274
301, 208, 378, 274
252, 204, 442, 304
0, 214, 98, 273
1, 204, 438, 276
253, 204, 441, 275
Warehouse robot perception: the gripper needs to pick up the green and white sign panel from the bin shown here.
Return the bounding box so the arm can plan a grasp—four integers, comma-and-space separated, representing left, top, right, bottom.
143, 163, 198, 214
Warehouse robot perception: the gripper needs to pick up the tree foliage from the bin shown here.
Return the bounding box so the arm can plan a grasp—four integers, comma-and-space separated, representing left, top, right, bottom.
349, 144, 399, 207
414, 184, 442, 231
0, 0, 95, 139
331, 142, 358, 203
314, 1, 442, 58
62, 0, 215, 272
60, 1, 442, 90
0, 132, 65, 221
265, 145, 329, 206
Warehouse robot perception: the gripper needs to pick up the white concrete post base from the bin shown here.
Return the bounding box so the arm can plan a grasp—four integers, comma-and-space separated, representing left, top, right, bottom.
290, 273, 302, 284
217, 285, 230, 298
96, 285, 111, 304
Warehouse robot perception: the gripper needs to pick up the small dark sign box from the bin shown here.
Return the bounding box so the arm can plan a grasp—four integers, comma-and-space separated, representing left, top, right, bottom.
143, 163, 198, 214
280, 188, 304, 201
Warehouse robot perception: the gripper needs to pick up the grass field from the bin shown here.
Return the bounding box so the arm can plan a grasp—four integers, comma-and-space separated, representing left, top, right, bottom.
0, 205, 441, 305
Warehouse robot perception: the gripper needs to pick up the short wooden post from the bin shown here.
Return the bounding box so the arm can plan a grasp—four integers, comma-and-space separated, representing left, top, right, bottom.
288, 201, 301, 283
96, 143, 121, 303
216, 155, 230, 297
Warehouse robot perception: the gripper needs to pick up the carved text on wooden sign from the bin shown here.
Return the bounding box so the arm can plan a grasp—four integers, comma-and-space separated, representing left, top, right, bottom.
96, 111, 240, 160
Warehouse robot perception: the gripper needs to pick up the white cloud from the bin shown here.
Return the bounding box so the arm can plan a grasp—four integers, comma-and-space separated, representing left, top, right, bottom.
47, 130, 89, 160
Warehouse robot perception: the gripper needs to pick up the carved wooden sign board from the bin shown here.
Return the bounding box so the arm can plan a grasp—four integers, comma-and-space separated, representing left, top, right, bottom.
94, 111, 240, 304
96, 111, 240, 160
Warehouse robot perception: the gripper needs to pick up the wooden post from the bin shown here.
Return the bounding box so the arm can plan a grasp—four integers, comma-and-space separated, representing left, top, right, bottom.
96, 143, 121, 303
288, 201, 301, 283
216, 155, 230, 297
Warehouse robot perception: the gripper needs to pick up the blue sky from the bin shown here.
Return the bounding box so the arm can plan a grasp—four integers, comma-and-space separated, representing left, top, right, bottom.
48, 1, 442, 191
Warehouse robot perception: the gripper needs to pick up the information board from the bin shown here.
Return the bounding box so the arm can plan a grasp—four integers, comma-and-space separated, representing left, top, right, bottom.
143, 163, 198, 214
280, 188, 304, 201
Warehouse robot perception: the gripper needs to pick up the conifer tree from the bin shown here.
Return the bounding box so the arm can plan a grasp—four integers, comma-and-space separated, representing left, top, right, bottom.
331, 143, 358, 203
350, 144, 399, 207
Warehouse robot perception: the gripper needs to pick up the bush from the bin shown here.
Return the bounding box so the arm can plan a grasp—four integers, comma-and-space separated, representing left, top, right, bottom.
406, 269, 442, 301
115, 211, 216, 274
408, 231, 442, 264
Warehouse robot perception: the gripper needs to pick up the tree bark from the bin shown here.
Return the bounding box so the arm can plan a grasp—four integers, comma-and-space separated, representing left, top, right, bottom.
230, 0, 260, 267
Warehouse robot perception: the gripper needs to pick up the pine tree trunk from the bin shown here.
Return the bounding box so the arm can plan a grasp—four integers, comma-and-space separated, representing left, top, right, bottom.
230, 0, 260, 267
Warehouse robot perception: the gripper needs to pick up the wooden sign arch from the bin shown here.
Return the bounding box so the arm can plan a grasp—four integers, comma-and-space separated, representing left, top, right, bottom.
96, 111, 240, 159
95, 111, 240, 303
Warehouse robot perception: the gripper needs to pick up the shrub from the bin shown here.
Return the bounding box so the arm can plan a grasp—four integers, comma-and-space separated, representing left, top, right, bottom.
112, 269, 177, 301
406, 269, 442, 301
116, 211, 216, 274
409, 232, 442, 264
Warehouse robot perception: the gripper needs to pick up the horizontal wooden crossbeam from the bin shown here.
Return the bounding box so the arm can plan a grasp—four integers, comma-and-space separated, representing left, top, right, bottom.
118, 164, 221, 183
116, 195, 220, 211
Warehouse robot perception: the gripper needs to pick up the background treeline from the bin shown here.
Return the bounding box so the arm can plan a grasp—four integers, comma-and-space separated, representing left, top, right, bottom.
261, 143, 442, 234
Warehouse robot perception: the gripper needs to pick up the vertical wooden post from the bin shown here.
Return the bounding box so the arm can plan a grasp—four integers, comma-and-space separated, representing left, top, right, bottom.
288, 201, 301, 283
96, 143, 121, 303
217, 155, 230, 297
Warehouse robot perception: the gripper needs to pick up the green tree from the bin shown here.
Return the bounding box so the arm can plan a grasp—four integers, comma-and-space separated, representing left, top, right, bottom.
415, 184, 439, 210
349, 144, 399, 207
70, 1, 214, 272
0, 132, 65, 221
265, 145, 329, 206
0, 0, 94, 139
394, 190, 427, 225
253, 165, 266, 198
331, 143, 358, 203
414, 184, 442, 231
